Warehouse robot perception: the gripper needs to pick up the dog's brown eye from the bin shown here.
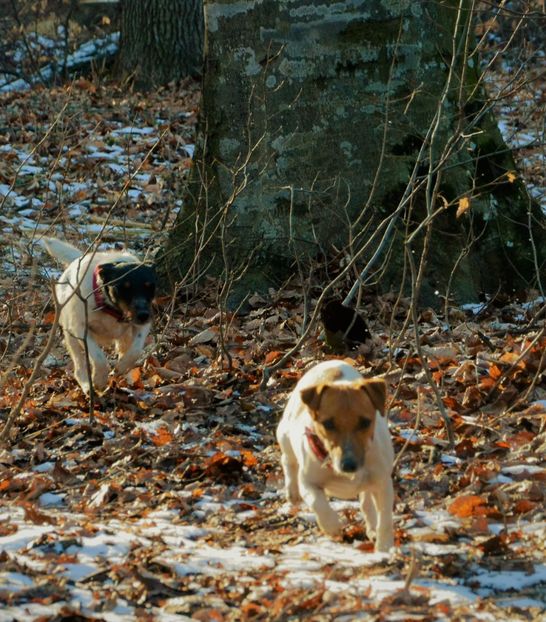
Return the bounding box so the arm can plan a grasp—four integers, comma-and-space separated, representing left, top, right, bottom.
124, 281, 131, 288
322, 419, 336, 431
358, 418, 371, 430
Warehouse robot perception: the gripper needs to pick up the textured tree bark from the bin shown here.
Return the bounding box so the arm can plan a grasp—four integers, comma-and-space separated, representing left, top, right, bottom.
119, 0, 203, 89
159, 0, 546, 304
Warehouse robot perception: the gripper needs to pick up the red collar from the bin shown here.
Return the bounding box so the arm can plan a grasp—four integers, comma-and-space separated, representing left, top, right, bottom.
305, 427, 330, 464
92, 265, 125, 321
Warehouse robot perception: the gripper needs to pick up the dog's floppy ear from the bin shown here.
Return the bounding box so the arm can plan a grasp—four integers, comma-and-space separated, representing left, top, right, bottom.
361, 378, 387, 416
300, 384, 327, 415
97, 262, 119, 285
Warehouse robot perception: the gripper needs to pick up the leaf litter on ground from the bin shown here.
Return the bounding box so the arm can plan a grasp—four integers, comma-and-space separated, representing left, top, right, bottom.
1, 24, 546, 622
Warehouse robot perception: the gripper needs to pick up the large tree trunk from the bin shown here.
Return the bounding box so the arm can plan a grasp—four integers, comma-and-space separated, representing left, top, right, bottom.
160, 0, 546, 305
118, 0, 203, 89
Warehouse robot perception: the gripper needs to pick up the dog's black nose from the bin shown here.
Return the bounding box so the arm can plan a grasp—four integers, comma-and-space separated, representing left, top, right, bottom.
340, 456, 357, 473
136, 311, 150, 323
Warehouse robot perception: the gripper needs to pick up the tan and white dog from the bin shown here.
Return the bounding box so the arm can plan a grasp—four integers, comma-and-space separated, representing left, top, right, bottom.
277, 360, 394, 551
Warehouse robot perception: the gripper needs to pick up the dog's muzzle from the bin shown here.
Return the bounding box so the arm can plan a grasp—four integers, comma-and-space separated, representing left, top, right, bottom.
131, 299, 152, 324
340, 455, 358, 473
135, 310, 151, 324
337, 441, 363, 477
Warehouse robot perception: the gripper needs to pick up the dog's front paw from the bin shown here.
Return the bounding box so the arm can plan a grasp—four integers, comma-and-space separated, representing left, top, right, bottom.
115, 356, 138, 375
317, 513, 343, 538
363, 521, 376, 541
375, 531, 394, 552
92, 367, 110, 392
77, 379, 91, 395
287, 490, 302, 506
284, 482, 302, 506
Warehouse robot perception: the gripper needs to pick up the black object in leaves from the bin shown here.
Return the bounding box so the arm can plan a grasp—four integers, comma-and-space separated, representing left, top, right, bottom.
320, 299, 371, 347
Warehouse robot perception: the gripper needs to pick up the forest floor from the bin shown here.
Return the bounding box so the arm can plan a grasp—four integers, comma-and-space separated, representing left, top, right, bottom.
1, 27, 546, 622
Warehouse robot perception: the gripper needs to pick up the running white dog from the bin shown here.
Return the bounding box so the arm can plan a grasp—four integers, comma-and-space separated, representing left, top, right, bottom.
277, 360, 395, 551
42, 238, 156, 394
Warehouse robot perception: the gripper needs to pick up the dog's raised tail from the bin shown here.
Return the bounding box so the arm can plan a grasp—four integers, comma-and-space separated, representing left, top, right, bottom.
41, 237, 83, 266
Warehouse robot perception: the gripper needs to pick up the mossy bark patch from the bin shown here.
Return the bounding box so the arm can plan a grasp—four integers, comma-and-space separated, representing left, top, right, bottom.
160, 0, 546, 303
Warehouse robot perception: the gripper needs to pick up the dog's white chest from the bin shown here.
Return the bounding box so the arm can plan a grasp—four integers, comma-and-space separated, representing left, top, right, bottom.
89, 315, 130, 342
322, 468, 371, 500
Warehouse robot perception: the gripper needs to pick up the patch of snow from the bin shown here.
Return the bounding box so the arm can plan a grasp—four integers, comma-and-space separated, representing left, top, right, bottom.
61, 561, 100, 582
0, 571, 36, 593
38, 491, 66, 507
65, 417, 86, 426
461, 302, 487, 315
489, 474, 514, 484
502, 464, 544, 476
68, 203, 90, 218
410, 542, 465, 556
279, 538, 389, 572
521, 297, 544, 311
65, 531, 134, 559
168, 543, 275, 577
0, 522, 57, 553
111, 126, 156, 137
18, 164, 43, 176
108, 163, 130, 175
414, 509, 461, 532
33, 461, 55, 473
441, 453, 462, 465
472, 565, 546, 591
496, 596, 546, 610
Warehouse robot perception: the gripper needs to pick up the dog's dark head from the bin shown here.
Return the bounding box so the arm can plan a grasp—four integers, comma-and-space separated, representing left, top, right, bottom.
98, 262, 156, 324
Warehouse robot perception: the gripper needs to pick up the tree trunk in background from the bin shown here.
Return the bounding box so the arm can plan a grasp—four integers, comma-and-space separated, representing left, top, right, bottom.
119, 0, 203, 89
160, 0, 546, 304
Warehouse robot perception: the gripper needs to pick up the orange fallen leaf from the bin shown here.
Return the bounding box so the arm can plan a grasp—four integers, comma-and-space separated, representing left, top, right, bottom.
240, 450, 258, 468
20, 501, 57, 525
448, 494, 487, 518
505, 430, 534, 449
192, 608, 224, 622
265, 350, 282, 364
126, 366, 142, 386
241, 603, 262, 618
42, 311, 56, 325
442, 396, 460, 411
513, 499, 536, 514
488, 364, 502, 380
469, 515, 490, 535
499, 351, 522, 365
150, 427, 174, 446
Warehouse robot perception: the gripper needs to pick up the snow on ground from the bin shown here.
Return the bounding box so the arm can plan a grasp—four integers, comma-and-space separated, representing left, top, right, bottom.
2, 488, 544, 621
0, 33, 119, 94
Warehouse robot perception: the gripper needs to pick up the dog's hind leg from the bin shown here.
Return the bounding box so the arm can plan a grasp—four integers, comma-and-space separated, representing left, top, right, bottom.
65, 328, 109, 393
359, 491, 377, 540
64, 332, 93, 395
